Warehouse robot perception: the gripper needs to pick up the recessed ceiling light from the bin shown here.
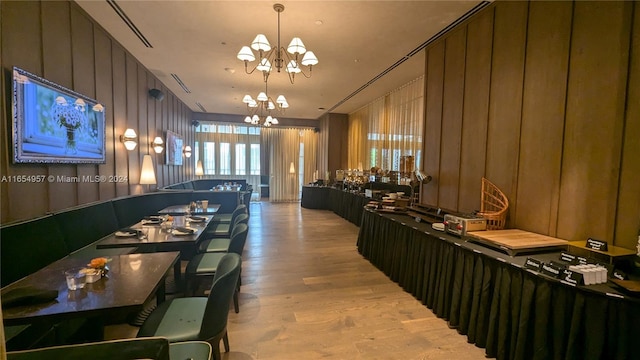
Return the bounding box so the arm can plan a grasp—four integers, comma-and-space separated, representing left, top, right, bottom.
318, 107, 325, 111
315, 20, 323, 25
225, 67, 236, 74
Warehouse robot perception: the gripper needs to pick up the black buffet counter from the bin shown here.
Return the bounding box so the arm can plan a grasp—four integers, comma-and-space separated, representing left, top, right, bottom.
301, 186, 367, 226
357, 209, 639, 360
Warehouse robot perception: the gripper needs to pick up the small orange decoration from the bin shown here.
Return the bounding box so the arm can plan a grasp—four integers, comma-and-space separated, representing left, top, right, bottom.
88, 257, 110, 269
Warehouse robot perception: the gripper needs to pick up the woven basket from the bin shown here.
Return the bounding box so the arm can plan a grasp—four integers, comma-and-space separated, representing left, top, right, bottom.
477, 177, 509, 230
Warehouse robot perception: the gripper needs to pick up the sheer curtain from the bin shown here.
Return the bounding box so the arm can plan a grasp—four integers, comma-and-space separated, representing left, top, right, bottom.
194, 124, 261, 195
262, 128, 318, 202
348, 75, 424, 171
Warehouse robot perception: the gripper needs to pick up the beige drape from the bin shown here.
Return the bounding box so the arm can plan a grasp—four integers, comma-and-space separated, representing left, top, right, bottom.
348, 75, 424, 171
262, 128, 317, 202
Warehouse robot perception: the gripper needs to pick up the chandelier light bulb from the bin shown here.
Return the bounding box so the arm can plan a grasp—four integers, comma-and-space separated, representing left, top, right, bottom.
268, 101, 275, 110
237, 46, 256, 62
251, 34, 271, 52
242, 95, 253, 103
286, 60, 301, 74
276, 95, 287, 104
301, 51, 319, 66
256, 92, 268, 102
281, 101, 289, 109
272, 117, 279, 124
256, 58, 272, 72
244, 116, 252, 123
287, 37, 306, 55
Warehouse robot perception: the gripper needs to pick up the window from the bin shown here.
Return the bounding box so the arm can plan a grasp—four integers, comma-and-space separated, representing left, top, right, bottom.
219, 143, 231, 175
250, 144, 260, 175
203, 142, 215, 175
235, 144, 246, 175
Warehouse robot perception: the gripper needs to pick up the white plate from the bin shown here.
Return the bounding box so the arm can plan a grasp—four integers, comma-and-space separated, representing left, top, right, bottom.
115, 231, 138, 237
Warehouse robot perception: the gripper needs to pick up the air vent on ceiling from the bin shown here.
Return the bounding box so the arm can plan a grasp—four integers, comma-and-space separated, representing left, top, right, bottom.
106, 0, 153, 48
196, 102, 207, 112
328, 1, 491, 113
171, 73, 191, 94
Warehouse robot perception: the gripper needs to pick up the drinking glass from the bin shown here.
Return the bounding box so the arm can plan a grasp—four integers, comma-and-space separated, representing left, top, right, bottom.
65, 268, 87, 290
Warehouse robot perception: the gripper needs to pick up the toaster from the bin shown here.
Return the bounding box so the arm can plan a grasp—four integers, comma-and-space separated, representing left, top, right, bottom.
443, 214, 487, 236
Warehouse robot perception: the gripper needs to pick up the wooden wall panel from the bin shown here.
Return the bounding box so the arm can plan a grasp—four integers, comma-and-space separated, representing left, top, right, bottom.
614, 2, 640, 249
136, 63, 149, 193
485, 1, 528, 226
1, 1, 49, 221
125, 55, 140, 193
515, 1, 572, 236
71, 6, 99, 204
1, 1, 194, 222
557, 1, 631, 241
438, 29, 467, 212
112, 45, 129, 198
422, 42, 445, 207
41, 1, 76, 213
458, 10, 493, 213
95, 28, 116, 201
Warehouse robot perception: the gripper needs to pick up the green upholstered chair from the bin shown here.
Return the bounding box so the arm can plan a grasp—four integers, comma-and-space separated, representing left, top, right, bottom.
138, 253, 241, 360
6, 337, 212, 360
205, 205, 247, 238
197, 214, 249, 253
186, 224, 248, 311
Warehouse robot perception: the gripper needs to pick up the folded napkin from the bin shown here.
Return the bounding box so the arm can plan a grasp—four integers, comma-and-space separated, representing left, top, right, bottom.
188, 216, 207, 222
2, 286, 59, 308
172, 227, 197, 235
141, 218, 162, 225
115, 228, 139, 237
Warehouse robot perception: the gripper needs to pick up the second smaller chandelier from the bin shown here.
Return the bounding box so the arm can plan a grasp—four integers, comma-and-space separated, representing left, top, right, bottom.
242, 87, 288, 127
237, 3, 318, 84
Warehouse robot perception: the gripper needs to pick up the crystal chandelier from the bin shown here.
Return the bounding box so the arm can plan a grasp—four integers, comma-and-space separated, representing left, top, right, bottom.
237, 3, 318, 84
242, 83, 288, 127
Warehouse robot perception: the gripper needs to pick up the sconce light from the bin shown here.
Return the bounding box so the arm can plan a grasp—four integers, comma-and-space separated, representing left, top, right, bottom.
195, 160, 204, 176
289, 162, 296, 174
152, 137, 164, 154
121, 128, 137, 151
184, 145, 192, 158
139, 154, 157, 185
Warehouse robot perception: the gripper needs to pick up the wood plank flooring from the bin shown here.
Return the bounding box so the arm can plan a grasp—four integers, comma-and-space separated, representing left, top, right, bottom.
107, 202, 489, 359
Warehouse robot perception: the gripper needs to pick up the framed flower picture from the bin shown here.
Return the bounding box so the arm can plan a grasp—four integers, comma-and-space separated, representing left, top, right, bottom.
11, 66, 106, 164
165, 130, 183, 166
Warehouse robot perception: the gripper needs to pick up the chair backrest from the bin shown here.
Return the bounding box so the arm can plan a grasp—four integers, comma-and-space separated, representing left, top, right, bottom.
201, 253, 242, 339
227, 223, 249, 255
232, 213, 250, 228
230, 204, 247, 223
7, 337, 171, 360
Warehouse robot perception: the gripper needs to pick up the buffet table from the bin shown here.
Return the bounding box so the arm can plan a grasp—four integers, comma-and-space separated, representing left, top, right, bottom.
357, 209, 639, 360
301, 187, 368, 226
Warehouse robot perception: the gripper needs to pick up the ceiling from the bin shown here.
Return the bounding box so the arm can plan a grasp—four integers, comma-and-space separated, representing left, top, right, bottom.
76, 0, 486, 121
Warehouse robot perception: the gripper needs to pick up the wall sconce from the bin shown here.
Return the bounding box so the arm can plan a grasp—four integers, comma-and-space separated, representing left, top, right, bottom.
184, 145, 192, 158
152, 137, 164, 153
140, 154, 157, 185
289, 162, 296, 174
195, 160, 204, 176
121, 128, 137, 151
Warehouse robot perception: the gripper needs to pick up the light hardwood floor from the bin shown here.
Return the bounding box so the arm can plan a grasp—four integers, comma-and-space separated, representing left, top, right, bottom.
107, 202, 489, 359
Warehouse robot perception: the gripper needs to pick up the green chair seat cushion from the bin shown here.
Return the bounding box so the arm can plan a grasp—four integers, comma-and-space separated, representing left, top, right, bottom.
205, 223, 230, 237
137, 297, 206, 342
186, 253, 226, 275
211, 213, 233, 223
169, 341, 211, 360
197, 238, 230, 253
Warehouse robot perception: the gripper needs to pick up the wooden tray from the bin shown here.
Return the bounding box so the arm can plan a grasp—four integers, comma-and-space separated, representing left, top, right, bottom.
466, 229, 569, 256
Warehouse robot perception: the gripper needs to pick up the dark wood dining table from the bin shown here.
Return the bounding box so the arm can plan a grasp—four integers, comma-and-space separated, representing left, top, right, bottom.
1, 252, 179, 328
157, 204, 220, 215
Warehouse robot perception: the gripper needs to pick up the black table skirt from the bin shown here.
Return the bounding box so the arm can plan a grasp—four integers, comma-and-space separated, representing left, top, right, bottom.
357, 209, 639, 360
301, 187, 368, 226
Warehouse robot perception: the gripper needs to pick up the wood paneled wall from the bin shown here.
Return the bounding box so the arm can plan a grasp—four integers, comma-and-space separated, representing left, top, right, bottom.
1, 1, 194, 223
420, 0, 640, 249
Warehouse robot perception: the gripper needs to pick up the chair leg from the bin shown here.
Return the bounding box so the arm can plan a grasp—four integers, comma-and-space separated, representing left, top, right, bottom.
212, 339, 222, 360
233, 289, 239, 313
223, 331, 230, 352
